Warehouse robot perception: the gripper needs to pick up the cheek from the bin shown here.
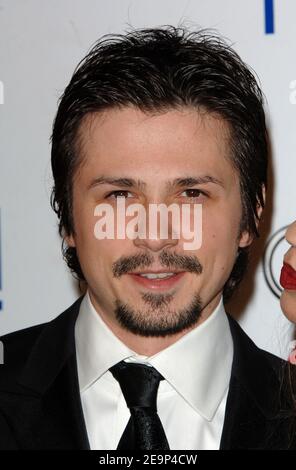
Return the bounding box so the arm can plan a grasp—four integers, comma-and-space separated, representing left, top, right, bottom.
198, 219, 240, 287
75, 218, 98, 251
201, 214, 239, 258
286, 221, 296, 245
73, 199, 110, 247
280, 291, 296, 323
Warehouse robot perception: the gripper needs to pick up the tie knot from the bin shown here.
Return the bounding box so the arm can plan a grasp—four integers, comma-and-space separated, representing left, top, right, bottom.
109, 360, 164, 410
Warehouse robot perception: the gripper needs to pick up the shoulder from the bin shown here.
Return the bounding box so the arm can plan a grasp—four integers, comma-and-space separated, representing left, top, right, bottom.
0, 323, 49, 384
227, 313, 288, 394
259, 344, 286, 368
0, 296, 84, 390
227, 313, 285, 366
1, 321, 48, 351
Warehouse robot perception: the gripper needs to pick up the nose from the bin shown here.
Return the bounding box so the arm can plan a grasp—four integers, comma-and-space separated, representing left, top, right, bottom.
285, 221, 296, 246
133, 233, 179, 252
133, 217, 179, 252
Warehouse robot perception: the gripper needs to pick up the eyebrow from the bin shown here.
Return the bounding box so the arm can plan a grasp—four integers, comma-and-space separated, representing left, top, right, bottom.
88, 175, 224, 191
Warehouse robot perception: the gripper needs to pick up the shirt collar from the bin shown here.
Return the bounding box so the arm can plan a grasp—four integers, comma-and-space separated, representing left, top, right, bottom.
75, 290, 233, 421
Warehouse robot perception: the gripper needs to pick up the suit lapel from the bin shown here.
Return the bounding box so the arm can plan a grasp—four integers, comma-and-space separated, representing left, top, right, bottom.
8, 296, 90, 449
220, 316, 292, 449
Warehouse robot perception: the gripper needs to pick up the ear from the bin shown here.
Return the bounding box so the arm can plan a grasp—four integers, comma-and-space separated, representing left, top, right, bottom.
238, 230, 254, 249
238, 184, 266, 249
65, 233, 76, 248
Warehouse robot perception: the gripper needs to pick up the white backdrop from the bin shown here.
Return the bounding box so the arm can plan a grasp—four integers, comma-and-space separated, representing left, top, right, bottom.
0, 0, 295, 358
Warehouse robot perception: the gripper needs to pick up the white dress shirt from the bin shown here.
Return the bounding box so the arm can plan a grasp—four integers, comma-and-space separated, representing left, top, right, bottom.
75, 290, 234, 450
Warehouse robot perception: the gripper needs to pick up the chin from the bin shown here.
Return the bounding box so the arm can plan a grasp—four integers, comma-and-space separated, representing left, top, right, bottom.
280, 290, 296, 323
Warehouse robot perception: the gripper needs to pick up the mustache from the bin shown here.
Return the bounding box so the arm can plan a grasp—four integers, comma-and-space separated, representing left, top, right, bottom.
112, 250, 203, 278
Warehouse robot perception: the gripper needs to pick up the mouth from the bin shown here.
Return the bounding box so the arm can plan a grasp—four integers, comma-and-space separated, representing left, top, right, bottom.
280, 263, 296, 290
127, 271, 186, 290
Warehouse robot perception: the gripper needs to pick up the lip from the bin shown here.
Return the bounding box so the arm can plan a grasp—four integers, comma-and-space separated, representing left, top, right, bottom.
128, 268, 185, 274
128, 272, 186, 290
280, 263, 296, 290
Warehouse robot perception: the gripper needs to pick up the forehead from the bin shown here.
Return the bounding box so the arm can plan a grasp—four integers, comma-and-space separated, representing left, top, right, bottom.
75, 106, 236, 185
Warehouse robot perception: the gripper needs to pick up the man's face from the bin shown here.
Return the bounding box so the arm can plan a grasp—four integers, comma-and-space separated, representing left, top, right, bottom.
67, 107, 252, 340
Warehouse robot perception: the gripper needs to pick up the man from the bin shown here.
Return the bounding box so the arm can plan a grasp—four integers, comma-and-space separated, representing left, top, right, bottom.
0, 26, 294, 450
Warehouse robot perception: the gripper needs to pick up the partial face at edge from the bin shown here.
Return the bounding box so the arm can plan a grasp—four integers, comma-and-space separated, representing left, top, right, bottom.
66, 107, 254, 337
281, 221, 296, 322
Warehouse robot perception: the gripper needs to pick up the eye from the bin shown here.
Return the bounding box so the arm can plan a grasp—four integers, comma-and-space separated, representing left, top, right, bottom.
105, 190, 133, 199
181, 189, 206, 199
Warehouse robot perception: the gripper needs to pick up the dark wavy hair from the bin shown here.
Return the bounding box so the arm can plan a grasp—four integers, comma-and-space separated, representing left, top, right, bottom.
50, 26, 268, 301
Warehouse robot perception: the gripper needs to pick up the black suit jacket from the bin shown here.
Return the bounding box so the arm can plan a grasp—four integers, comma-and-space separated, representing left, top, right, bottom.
0, 296, 295, 450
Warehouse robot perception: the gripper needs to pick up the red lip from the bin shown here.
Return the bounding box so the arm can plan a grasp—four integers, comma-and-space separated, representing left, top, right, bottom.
128, 272, 186, 290
280, 263, 296, 290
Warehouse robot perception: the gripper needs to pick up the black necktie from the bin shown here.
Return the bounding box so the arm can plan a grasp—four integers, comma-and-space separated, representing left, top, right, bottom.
109, 360, 170, 450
